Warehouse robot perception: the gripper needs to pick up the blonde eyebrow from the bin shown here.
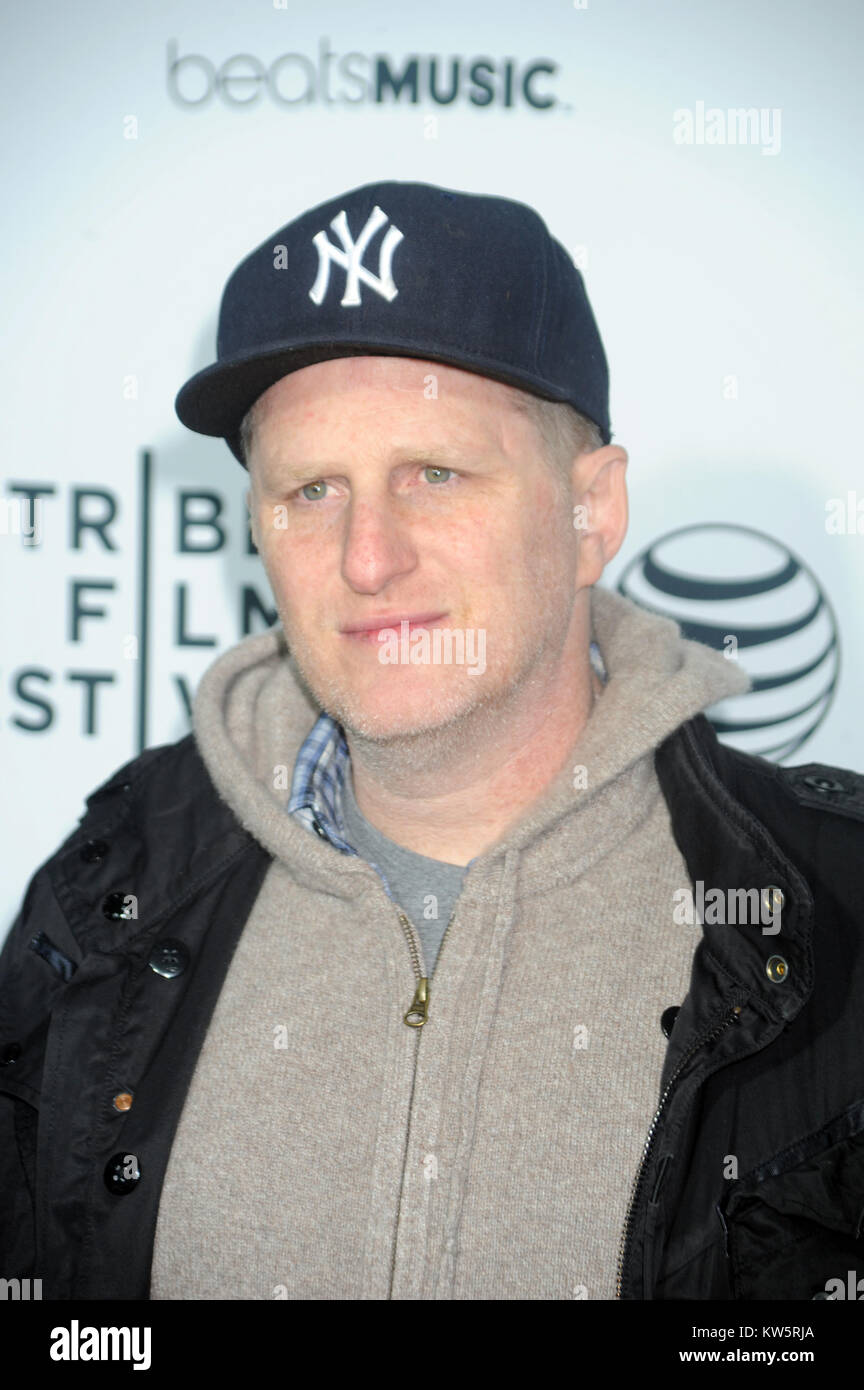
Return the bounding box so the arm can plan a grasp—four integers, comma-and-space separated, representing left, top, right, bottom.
267, 446, 473, 478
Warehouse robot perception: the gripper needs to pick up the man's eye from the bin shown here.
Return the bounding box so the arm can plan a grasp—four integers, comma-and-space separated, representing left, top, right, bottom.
300, 481, 328, 501
297, 469, 454, 500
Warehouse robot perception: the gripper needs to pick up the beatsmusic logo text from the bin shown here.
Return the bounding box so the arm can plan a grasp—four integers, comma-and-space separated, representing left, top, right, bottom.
166, 39, 558, 110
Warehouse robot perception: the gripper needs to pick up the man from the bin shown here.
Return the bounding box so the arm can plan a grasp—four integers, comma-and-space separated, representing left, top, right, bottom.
2, 180, 864, 1301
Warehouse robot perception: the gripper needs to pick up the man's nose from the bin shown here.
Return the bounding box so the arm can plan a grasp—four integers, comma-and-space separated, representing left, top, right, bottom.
340, 494, 419, 594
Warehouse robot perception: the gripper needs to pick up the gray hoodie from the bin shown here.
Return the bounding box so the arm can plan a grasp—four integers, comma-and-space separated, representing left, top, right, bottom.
149, 584, 750, 1300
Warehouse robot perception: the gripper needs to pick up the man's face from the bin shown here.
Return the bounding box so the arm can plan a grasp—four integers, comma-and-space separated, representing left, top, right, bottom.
247, 355, 588, 741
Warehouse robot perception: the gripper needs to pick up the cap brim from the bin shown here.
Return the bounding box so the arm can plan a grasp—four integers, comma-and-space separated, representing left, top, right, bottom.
175, 336, 608, 467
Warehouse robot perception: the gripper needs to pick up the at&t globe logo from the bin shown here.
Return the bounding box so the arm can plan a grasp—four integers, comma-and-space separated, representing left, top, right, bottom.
617, 523, 839, 761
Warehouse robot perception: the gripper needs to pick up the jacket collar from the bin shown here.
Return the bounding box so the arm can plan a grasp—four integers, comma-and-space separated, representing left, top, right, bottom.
654, 713, 814, 1029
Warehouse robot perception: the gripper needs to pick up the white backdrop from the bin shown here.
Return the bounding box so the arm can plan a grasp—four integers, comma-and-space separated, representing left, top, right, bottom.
2, 0, 862, 942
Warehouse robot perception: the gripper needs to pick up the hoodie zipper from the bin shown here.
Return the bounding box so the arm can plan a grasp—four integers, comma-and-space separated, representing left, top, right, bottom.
388, 905, 456, 1297
400, 908, 456, 1027
615, 1001, 743, 1299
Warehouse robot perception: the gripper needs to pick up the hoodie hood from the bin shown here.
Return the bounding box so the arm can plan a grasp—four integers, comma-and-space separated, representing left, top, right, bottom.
191, 584, 751, 899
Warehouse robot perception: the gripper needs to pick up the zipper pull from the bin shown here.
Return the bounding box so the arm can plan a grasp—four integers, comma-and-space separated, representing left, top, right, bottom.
404, 977, 429, 1028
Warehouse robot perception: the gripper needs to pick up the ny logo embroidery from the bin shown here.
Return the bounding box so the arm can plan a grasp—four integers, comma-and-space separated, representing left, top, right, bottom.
309, 205, 404, 307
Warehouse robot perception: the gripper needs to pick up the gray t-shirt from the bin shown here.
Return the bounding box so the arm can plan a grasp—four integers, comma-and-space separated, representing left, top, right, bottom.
336, 642, 610, 974
340, 768, 468, 977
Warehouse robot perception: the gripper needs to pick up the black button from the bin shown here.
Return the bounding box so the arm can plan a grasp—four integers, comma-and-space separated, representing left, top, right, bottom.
103, 1152, 141, 1194
80, 838, 110, 864
661, 1006, 680, 1039
102, 891, 135, 921
0, 1041, 22, 1067
148, 939, 190, 978
803, 774, 847, 794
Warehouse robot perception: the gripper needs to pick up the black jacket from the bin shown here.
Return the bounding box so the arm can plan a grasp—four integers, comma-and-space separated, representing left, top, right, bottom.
2, 713, 864, 1300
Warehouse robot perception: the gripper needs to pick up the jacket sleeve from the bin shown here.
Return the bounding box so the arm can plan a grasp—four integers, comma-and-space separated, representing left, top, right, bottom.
0, 743, 168, 1280
0, 847, 86, 1277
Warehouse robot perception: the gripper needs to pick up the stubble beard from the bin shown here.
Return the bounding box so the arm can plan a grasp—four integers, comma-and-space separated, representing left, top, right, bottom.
278, 596, 575, 785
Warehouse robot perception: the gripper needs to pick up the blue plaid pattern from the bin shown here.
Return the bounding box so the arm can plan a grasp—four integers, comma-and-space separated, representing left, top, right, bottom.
286, 714, 353, 852
287, 711, 401, 899
286, 638, 608, 871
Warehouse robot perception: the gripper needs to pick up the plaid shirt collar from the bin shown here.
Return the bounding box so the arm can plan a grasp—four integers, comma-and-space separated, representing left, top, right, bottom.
286, 638, 608, 854
286, 713, 354, 853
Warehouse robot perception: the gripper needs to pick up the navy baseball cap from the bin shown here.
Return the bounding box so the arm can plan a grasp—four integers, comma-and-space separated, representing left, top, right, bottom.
174, 179, 611, 468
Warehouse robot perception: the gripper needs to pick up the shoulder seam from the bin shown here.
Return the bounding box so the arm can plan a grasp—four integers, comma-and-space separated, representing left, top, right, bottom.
683, 717, 864, 825
83, 733, 199, 809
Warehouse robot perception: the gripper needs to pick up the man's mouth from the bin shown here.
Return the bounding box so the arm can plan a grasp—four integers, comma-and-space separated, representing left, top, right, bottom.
340, 612, 448, 643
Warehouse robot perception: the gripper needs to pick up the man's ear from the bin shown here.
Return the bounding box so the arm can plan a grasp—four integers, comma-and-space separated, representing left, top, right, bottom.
572, 445, 629, 588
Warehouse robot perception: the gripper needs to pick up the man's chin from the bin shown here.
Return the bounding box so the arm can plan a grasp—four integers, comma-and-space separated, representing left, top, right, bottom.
324, 690, 479, 743
292, 665, 492, 742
